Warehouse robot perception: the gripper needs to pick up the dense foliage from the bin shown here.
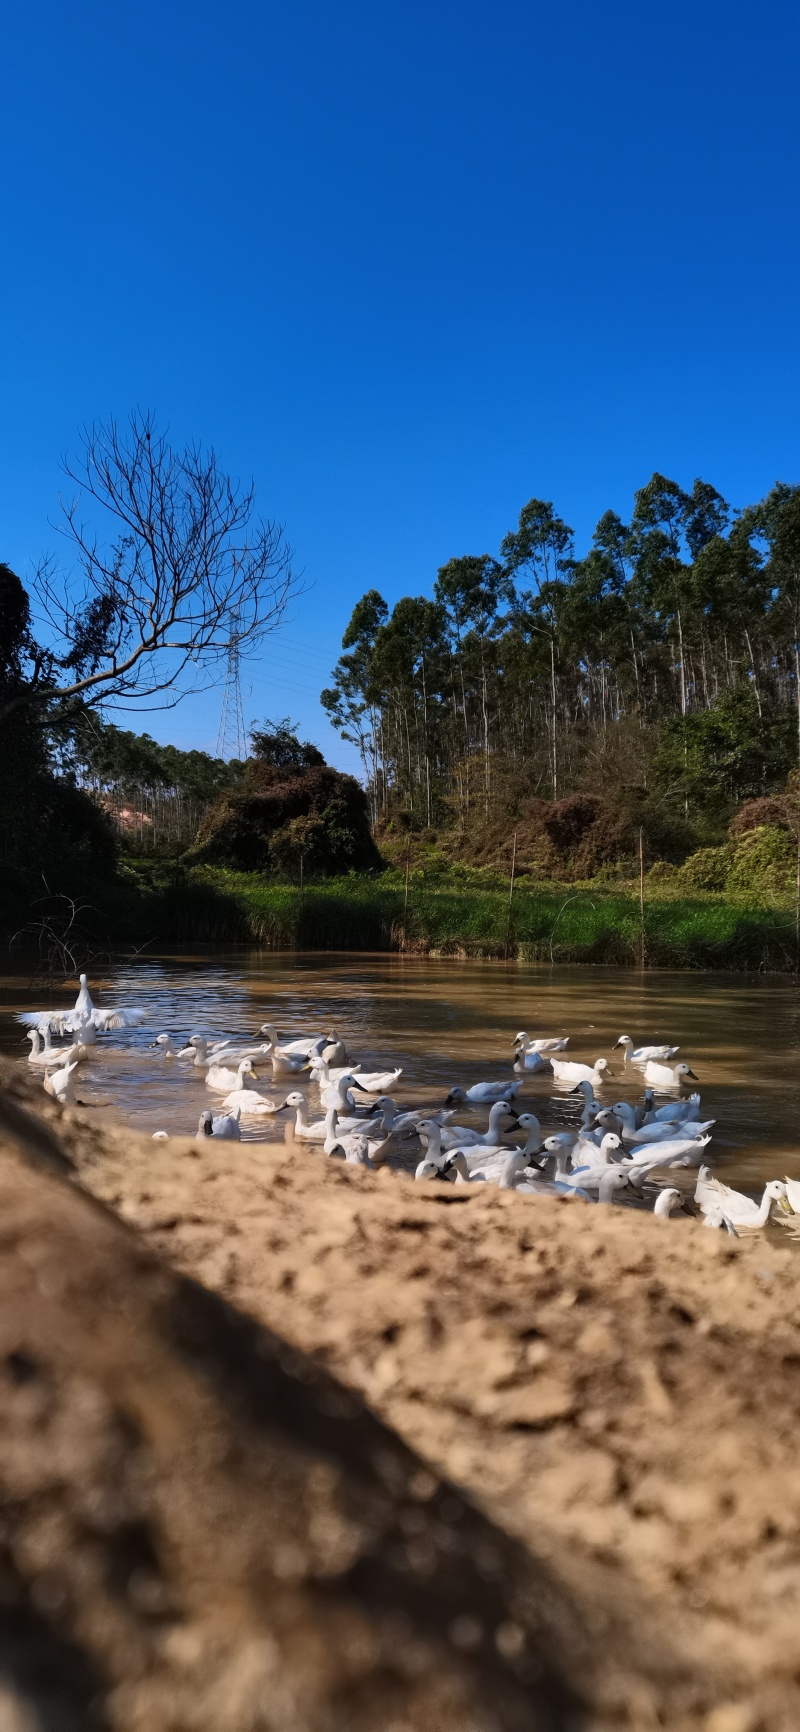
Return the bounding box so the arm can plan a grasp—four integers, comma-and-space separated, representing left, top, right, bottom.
193, 724, 382, 876
322, 474, 800, 843
0, 566, 119, 919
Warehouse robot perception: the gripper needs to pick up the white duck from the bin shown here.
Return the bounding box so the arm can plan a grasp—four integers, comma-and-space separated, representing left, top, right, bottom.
375, 1099, 450, 1138
25, 1022, 56, 1054
311, 1058, 362, 1089
72, 1012, 98, 1048
430, 1100, 519, 1151
349, 1066, 404, 1095
555, 1132, 625, 1192
600, 1102, 715, 1145
198, 1107, 241, 1141
343, 1137, 374, 1167
513, 1049, 551, 1074
595, 1169, 632, 1205
258, 1023, 326, 1059
696, 1175, 786, 1231
694, 1165, 718, 1210
534, 1147, 629, 1204
513, 1030, 570, 1054
781, 1176, 800, 1213
613, 1036, 680, 1065
569, 1078, 605, 1127
463, 1115, 544, 1178
653, 1187, 687, 1218
206, 1056, 262, 1093
564, 1125, 610, 1163
318, 1072, 373, 1113
43, 1059, 80, 1105
319, 1070, 355, 1111
285, 1094, 378, 1139
18, 973, 146, 1035
322, 1109, 391, 1162
703, 1208, 740, 1235
152, 1033, 178, 1059
321, 1033, 352, 1068
269, 1046, 310, 1078
178, 1037, 239, 1067
446, 1081, 522, 1106
496, 1150, 551, 1192
409, 1120, 452, 1170
221, 1083, 285, 1116
643, 1090, 702, 1125
416, 1155, 455, 1181
625, 1133, 712, 1180
25, 1029, 84, 1070
542, 1137, 580, 1172
541, 1130, 579, 1159
551, 1057, 612, 1086
417, 1114, 541, 1178
417, 1148, 528, 1188
644, 1059, 699, 1089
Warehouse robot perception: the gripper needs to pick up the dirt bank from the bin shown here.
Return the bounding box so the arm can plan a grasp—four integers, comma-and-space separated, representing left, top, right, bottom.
3, 1064, 800, 1728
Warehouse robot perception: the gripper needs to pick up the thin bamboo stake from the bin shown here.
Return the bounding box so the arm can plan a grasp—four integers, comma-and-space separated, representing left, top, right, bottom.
795, 822, 800, 963
639, 826, 646, 969
403, 833, 411, 948
505, 830, 518, 959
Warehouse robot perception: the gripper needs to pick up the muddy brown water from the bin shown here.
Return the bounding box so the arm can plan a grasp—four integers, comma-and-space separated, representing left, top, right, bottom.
1, 951, 799, 1196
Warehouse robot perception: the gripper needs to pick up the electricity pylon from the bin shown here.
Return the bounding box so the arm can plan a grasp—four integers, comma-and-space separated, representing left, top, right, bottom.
216, 610, 246, 761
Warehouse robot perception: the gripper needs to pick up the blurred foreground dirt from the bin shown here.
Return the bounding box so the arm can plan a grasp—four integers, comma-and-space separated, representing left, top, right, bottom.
2, 1062, 800, 1729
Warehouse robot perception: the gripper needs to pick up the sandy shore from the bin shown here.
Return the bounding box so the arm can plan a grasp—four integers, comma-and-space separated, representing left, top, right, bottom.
2, 1061, 800, 1728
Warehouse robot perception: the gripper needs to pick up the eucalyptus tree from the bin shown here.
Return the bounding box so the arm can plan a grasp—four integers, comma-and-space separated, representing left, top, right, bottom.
369, 596, 449, 825
434, 555, 510, 817
501, 499, 574, 795
321, 589, 388, 811
747, 484, 800, 766
321, 471, 800, 838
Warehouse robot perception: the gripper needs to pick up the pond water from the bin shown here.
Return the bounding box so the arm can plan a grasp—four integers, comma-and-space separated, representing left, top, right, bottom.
1, 952, 799, 1199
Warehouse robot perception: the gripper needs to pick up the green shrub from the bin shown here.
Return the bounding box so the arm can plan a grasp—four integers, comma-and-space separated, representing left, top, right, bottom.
679, 846, 733, 892
726, 825, 795, 898
646, 860, 679, 884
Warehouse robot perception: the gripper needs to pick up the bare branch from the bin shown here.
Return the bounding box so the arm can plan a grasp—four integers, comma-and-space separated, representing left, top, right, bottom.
1, 411, 298, 722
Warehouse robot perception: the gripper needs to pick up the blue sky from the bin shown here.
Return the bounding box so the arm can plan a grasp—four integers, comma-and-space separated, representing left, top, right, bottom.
2, 0, 799, 774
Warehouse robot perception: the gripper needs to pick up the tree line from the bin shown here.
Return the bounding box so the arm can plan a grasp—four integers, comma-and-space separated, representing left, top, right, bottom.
321, 473, 800, 835
57, 715, 243, 852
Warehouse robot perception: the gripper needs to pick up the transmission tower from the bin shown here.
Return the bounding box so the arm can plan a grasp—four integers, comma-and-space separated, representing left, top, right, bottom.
216, 610, 247, 760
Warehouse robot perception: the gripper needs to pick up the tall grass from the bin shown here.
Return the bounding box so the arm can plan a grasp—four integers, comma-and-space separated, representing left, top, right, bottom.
107, 861, 800, 971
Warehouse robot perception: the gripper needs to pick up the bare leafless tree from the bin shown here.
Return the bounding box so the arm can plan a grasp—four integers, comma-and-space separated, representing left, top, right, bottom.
0, 411, 297, 722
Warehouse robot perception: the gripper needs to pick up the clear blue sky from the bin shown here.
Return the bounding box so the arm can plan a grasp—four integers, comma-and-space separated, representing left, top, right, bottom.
2, 0, 799, 774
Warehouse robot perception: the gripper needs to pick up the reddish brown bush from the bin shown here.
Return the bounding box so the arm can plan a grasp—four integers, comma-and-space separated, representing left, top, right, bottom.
194, 762, 383, 875
541, 793, 606, 854
728, 795, 793, 837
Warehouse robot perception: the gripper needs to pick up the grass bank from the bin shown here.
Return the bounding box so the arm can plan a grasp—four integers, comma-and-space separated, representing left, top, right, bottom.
109, 860, 800, 971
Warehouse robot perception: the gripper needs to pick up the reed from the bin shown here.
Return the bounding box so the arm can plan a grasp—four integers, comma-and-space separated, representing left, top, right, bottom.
105, 861, 799, 972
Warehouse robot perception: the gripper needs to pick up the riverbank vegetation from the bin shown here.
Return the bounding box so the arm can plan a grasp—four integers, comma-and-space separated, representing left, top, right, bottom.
4, 443, 800, 970
20, 855, 790, 974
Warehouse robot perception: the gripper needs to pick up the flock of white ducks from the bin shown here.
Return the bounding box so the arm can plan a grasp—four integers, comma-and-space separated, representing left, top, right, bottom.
13, 987, 798, 1235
